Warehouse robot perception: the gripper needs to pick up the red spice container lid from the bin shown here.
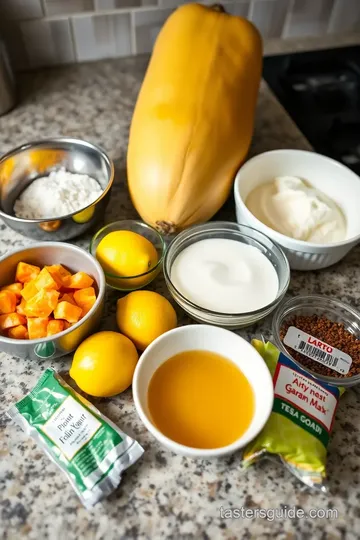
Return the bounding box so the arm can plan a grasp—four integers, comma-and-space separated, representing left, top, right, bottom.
272, 295, 360, 387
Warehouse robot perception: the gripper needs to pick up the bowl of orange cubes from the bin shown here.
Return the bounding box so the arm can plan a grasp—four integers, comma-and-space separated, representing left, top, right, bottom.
0, 242, 105, 360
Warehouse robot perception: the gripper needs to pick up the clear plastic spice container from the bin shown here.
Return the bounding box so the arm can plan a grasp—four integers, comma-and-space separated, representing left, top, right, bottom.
272, 295, 360, 387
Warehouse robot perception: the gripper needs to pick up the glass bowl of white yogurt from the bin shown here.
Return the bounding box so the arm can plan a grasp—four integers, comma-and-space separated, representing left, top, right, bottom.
163, 222, 290, 328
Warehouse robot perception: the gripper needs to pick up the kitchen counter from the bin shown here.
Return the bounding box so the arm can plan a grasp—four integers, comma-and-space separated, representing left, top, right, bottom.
1, 46, 360, 540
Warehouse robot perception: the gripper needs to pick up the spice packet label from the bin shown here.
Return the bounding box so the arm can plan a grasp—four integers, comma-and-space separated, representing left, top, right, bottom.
273, 353, 339, 446
41, 395, 102, 460
284, 326, 352, 375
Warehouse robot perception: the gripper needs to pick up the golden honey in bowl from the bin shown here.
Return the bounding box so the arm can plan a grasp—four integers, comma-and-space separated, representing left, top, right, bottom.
147, 350, 254, 449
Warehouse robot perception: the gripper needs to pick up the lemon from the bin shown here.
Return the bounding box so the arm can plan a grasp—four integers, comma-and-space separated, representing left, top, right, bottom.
73, 205, 95, 224
96, 230, 158, 278
70, 331, 138, 397
116, 290, 177, 351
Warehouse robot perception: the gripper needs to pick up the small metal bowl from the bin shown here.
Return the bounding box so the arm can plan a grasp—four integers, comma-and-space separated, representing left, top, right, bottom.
0, 242, 106, 360
90, 220, 166, 291
0, 137, 114, 241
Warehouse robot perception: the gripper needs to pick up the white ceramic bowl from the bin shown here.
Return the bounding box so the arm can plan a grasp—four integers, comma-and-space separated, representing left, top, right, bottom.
132, 324, 274, 458
234, 149, 360, 270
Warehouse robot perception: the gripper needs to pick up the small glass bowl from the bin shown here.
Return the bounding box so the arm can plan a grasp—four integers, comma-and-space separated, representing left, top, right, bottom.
90, 220, 166, 291
272, 295, 360, 387
163, 221, 290, 328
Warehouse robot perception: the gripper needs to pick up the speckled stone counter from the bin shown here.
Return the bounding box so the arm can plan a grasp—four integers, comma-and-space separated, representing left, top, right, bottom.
1, 47, 360, 540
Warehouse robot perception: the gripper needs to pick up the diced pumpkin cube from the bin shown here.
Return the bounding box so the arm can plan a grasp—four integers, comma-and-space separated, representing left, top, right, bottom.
21, 280, 39, 301
53, 301, 82, 323
34, 267, 60, 291
15, 262, 40, 283
16, 298, 27, 316
73, 287, 96, 308
81, 303, 94, 317
28, 317, 49, 339
0, 290, 17, 314
47, 319, 65, 336
46, 264, 71, 279
62, 272, 94, 289
1, 282, 23, 298
59, 292, 77, 305
8, 324, 29, 340
63, 321, 72, 330
0, 312, 26, 330
25, 289, 60, 318
46, 265, 71, 288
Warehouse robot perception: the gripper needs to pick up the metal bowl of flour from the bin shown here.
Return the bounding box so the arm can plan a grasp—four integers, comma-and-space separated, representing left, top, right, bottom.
0, 137, 114, 240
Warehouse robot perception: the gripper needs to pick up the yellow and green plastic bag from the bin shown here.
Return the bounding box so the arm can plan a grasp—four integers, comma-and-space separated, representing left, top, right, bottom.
243, 340, 344, 491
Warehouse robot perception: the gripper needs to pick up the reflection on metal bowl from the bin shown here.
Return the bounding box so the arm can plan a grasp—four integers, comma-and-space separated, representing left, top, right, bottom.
0, 138, 114, 241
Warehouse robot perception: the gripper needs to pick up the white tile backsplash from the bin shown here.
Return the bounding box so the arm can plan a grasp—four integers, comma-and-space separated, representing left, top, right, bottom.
284, 0, 335, 38
72, 12, 132, 61
250, 0, 288, 38
218, 1, 250, 17
44, 0, 94, 16
20, 18, 75, 68
0, 0, 43, 20
94, 0, 143, 9
134, 7, 173, 54
1, 0, 359, 70
328, 0, 360, 34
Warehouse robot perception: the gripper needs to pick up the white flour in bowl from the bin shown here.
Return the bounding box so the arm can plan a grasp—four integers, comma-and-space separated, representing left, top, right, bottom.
14, 168, 103, 219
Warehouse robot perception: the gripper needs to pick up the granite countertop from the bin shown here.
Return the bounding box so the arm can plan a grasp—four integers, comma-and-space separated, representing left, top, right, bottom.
1, 41, 360, 540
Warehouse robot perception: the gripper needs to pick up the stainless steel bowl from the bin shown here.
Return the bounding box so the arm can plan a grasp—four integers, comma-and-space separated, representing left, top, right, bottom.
0, 242, 106, 360
0, 137, 114, 240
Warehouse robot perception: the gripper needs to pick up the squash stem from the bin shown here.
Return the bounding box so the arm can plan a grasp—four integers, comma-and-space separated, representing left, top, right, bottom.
211, 4, 226, 12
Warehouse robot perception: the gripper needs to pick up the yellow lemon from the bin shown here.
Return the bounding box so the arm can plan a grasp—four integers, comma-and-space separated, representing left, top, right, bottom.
96, 230, 159, 289
73, 205, 95, 224
116, 290, 177, 351
70, 331, 138, 397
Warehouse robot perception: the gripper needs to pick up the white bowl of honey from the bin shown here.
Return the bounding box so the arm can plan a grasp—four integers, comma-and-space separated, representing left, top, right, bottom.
132, 324, 274, 458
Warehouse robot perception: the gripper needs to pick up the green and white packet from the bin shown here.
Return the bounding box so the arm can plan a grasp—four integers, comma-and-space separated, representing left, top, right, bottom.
243, 340, 344, 492
7, 368, 144, 508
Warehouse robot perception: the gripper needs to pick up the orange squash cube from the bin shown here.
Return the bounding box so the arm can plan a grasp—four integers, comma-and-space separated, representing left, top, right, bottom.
81, 304, 94, 317
63, 321, 72, 330
62, 272, 94, 289
15, 262, 40, 283
8, 324, 29, 340
0, 290, 17, 314
47, 319, 65, 336
60, 292, 77, 305
73, 287, 96, 308
16, 298, 27, 316
28, 317, 49, 339
1, 282, 23, 299
21, 280, 39, 301
25, 289, 60, 318
0, 312, 26, 330
47, 264, 71, 279
46, 265, 71, 288
53, 301, 82, 323
34, 267, 60, 291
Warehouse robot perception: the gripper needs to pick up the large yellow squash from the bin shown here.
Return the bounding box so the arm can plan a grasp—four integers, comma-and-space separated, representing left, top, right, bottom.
127, 3, 262, 234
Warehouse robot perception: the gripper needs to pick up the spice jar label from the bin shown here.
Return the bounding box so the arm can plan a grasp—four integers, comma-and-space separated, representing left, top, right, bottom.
284, 326, 352, 375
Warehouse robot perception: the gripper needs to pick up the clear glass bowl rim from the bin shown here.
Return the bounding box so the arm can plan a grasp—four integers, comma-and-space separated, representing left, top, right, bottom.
163, 221, 290, 318
89, 219, 166, 280
272, 294, 360, 386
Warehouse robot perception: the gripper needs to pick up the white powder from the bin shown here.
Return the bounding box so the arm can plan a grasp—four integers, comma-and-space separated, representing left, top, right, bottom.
14, 168, 103, 219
